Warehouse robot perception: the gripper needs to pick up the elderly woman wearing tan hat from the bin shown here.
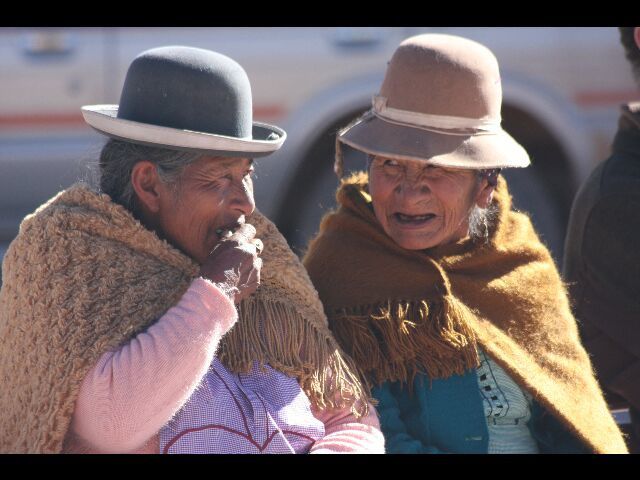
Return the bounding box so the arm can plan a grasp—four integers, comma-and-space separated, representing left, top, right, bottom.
303, 34, 627, 453
0, 46, 383, 453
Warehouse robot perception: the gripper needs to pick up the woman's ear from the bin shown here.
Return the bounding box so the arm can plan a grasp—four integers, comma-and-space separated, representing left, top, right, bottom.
475, 178, 496, 209
131, 161, 162, 214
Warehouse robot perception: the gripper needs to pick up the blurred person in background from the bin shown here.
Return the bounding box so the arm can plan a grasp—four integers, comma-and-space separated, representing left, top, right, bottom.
304, 34, 627, 453
563, 27, 640, 453
0, 46, 382, 453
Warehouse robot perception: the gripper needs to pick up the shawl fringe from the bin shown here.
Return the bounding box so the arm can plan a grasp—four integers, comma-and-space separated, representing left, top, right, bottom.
222, 296, 371, 416
330, 297, 480, 386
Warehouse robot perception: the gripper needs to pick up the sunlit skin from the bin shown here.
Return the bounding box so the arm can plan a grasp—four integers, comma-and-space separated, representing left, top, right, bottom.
132, 156, 256, 264
368, 156, 494, 250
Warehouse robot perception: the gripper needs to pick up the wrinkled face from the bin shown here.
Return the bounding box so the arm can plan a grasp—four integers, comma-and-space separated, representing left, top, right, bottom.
157, 156, 255, 264
368, 156, 483, 250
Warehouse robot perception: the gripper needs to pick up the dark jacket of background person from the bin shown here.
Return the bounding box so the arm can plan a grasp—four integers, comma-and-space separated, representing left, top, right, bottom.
563, 103, 640, 453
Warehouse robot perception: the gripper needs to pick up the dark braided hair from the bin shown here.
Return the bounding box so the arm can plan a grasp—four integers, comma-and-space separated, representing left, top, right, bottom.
619, 27, 640, 83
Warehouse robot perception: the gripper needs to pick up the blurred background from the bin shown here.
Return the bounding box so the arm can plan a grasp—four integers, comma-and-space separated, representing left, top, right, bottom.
1, 27, 637, 281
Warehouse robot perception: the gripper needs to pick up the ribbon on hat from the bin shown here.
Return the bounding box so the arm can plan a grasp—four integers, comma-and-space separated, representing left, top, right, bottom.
372, 95, 502, 134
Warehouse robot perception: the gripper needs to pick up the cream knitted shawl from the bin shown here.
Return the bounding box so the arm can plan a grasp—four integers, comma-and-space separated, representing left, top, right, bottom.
0, 184, 368, 453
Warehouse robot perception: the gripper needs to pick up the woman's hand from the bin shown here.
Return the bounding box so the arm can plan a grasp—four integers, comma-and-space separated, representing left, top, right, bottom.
199, 223, 263, 304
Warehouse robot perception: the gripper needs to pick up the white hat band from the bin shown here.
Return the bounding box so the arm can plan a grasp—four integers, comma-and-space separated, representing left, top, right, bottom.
372, 95, 502, 134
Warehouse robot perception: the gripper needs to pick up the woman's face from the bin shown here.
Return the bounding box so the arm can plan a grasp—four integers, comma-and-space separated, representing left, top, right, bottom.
368, 156, 486, 250
156, 156, 256, 264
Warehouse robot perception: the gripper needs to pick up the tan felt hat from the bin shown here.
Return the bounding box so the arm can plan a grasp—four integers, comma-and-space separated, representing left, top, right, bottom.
338, 34, 530, 170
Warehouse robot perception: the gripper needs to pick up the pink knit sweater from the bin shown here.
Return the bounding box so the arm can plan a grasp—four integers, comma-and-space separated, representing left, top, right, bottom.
67, 278, 383, 454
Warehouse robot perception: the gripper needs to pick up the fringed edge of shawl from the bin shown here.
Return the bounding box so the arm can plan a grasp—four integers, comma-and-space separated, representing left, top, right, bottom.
217, 297, 373, 418
329, 296, 481, 387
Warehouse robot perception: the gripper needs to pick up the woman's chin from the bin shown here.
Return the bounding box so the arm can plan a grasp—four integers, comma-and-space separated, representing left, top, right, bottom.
388, 230, 440, 251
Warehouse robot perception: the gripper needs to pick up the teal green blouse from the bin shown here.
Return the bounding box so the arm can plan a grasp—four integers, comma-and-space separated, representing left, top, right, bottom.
372, 366, 590, 454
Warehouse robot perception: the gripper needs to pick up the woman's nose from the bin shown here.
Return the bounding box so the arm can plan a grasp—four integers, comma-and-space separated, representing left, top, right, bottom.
232, 181, 256, 216
395, 176, 430, 197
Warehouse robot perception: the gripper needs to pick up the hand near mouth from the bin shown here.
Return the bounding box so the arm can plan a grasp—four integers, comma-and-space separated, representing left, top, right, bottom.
200, 222, 263, 304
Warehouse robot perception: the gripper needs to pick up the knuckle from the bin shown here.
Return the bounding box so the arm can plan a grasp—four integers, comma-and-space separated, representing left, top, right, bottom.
238, 244, 257, 256
241, 223, 257, 238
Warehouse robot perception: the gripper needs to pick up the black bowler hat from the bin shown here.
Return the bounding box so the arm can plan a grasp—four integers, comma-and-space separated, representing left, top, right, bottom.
81, 46, 286, 157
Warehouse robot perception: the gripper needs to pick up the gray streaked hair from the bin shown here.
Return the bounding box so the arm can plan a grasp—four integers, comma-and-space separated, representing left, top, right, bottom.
468, 201, 498, 243
468, 170, 499, 243
99, 139, 201, 213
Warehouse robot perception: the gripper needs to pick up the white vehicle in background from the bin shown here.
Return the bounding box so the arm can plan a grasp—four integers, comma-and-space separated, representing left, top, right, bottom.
1, 27, 637, 277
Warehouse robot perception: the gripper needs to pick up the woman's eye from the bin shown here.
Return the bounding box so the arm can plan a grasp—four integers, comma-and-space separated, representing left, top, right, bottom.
381, 160, 403, 177
423, 165, 443, 176
206, 180, 223, 191
382, 159, 401, 171
210, 174, 231, 187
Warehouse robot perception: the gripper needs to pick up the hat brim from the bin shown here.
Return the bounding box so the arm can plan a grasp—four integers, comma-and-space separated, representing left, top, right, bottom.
81, 105, 286, 158
339, 112, 530, 169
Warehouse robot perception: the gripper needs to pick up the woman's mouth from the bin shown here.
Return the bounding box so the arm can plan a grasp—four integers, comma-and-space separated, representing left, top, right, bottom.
392, 212, 436, 227
215, 219, 243, 238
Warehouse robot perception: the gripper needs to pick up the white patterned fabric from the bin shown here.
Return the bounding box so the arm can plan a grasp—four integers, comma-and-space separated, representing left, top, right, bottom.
476, 350, 539, 454
159, 359, 325, 454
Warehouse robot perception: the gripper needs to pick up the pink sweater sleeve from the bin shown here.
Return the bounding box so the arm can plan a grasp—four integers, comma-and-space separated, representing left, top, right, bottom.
309, 401, 385, 454
70, 277, 237, 453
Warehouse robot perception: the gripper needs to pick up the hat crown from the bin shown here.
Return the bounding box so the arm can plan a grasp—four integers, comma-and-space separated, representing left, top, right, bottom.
379, 34, 502, 120
117, 46, 253, 139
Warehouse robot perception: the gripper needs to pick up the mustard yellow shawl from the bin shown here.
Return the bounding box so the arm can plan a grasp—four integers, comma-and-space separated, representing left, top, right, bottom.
303, 172, 627, 454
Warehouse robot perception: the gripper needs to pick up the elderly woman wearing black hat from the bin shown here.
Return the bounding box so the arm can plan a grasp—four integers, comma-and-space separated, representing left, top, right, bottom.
0, 46, 382, 453
303, 34, 627, 453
